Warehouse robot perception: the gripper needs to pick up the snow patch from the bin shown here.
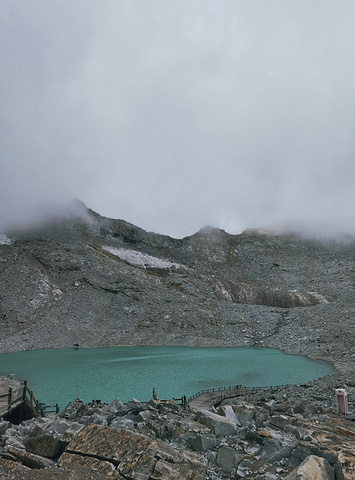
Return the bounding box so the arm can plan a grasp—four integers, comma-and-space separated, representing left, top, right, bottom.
0, 234, 11, 245
103, 246, 180, 270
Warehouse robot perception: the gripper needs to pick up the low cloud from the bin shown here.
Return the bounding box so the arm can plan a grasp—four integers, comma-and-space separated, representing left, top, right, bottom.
1, 1, 355, 239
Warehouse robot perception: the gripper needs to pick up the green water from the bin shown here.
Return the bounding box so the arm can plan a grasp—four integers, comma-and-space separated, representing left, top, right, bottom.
0, 346, 334, 410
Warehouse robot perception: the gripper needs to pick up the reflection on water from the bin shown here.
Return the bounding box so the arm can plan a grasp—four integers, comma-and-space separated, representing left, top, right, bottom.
0, 346, 334, 409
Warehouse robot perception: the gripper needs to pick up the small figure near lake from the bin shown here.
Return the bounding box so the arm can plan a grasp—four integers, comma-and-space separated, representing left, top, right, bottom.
152, 387, 158, 400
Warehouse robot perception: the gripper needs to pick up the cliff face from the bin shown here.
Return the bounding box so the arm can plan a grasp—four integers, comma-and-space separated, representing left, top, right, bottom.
0, 202, 354, 373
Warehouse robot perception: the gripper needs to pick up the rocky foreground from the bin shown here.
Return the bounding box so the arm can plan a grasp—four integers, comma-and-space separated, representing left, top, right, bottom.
1, 378, 355, 479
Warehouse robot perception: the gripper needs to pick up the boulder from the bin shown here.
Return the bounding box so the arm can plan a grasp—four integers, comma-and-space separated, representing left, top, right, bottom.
217, 405, 241, 426
269, 414, 293, 430
24, 434, 61, 458
146, 417, 174, 439
5, 445, 55, 469
4, 436, 26, 450
27, 418, 52, 437
188, 434, 216, 452
259, 438, 292, 463
59, 452, 123, 478
80, 414, 108, 426
103, 398, 130, 417
173, 417, 211, 438
195, 409, 237, 436
109, 417, 135, 431
264, 400, 276, 415
0, 421, 11, 435
0, 458, 30, 478
233, 404, 256, 426
126, 398, 153, 413
293, 403, 306, 415
236, 458, 254, 478
288, 444, 313, 467
216, 445, 244, 473
244, 425, 258, 441
157, 401, 180, 414
59, 397, 85, 420
45, 419, 72, 435
285, 455, 334, 480
0, 452, 17, 461
61, 424, 206, 480
58, 422, 85, 446
150, 448, 206, 480
138, 410, 155, 422
284, 423, 308, 440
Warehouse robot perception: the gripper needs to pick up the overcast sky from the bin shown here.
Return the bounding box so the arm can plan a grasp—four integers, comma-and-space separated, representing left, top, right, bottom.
1, 1, 355, 238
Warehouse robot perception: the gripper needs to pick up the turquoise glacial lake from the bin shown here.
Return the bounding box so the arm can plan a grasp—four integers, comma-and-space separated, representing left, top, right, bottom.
0, 346, 334, 410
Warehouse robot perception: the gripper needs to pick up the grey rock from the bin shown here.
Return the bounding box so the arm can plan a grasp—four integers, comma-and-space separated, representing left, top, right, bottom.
269, 414, 292, 430
284, 423, 308, 440
188, 434, 216, 452
293, 403, 306, 415
109, 417, 135, 431
59, 398, 85, 420
24, 434, 61, 458
288, 445, 313, 467
244, 426, 258, 441
0, 421, 11, 435
28, 418, 52, 437
45, 419, 72, 435
61, 424, 206, 480
232, 404, 256, 426
196, 409, 237, 436
4, 436, 26, 450
216, 445, 244, 473
79, 414, 108, 426
138, 410, 155, 422
146, 417, 174, 439
217, 405, 241, 426
5, 445, 55, 469
126, 398, 152, 412
206, 450, 217, 463
58, 422, 85, 446
285, 454, 334, 480
102, 397, 130, 416
238, 458, 253, 470
265, 400, 277, 415
259, 438, 292, 463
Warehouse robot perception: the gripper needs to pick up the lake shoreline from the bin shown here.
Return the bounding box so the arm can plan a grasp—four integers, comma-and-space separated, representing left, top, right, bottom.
0, 345, 337, 409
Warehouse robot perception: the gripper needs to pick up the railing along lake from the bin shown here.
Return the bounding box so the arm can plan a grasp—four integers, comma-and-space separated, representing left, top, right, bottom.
0, 380, 59, 419
187, 383, 288, 406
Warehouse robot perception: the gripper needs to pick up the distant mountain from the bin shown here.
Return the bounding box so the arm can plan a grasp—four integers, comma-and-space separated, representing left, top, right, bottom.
0, 201, 354, 376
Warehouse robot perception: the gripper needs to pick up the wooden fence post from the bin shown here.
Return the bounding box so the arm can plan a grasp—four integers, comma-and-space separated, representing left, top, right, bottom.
23, 380, 27, 401
7, 387, 12, 410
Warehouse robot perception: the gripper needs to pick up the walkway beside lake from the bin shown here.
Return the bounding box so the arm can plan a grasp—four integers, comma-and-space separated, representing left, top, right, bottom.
0, 376, 23, 418
188, 386, 248, 409
188, 384, 288, 410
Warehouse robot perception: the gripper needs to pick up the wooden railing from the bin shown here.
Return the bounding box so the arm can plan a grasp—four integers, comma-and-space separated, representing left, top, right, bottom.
4, 380, 59, 416
187, 383, 287, 404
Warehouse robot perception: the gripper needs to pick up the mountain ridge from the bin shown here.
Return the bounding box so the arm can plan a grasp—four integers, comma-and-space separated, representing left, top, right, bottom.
0, 202, 354, 380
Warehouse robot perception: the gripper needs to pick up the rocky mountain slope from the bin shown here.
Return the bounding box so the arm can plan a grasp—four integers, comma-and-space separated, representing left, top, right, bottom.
0, 200, 354, 379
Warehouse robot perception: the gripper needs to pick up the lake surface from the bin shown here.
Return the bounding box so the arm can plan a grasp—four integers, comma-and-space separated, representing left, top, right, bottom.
0, 346, 334, 410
